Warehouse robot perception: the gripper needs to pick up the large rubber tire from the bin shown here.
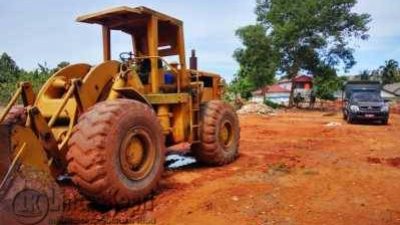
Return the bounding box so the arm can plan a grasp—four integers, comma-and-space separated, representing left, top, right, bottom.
67, 99, 165, 207
192, 100, 240, 166
2, 105, 26, 126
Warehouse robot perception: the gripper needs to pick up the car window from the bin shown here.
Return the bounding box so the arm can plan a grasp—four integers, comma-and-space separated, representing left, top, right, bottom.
352, 93, 381, 102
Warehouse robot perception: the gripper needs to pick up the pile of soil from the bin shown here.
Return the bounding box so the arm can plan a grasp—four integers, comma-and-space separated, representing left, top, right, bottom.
237, 102, 275, 115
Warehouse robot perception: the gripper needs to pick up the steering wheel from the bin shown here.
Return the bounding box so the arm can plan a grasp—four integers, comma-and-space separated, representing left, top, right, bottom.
119, 52, 134, 62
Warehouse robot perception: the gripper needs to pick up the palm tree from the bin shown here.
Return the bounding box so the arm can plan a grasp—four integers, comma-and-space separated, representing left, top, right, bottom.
381, 59, 400, 85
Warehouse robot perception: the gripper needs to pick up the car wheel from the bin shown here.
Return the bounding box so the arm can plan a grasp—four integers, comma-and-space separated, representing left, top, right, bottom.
347, 113, 354, 124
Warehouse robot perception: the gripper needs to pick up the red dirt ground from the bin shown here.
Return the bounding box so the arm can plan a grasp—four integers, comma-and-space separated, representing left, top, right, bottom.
60, 111, 400, 225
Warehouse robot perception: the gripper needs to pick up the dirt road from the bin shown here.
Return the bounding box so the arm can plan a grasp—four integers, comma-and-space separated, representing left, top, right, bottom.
60, 111, 400, 224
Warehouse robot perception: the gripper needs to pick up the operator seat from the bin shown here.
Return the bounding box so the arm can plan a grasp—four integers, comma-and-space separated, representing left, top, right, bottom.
137, 58, 164, 85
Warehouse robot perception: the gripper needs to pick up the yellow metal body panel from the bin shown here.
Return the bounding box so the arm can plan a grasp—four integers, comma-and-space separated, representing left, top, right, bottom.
157, 105, 171, 134
108, 74, 126, 100
80, 60, 121, 104
10, 126, 52, 175
77, 6, 183, 26
113, 87, 150, 105
126, 71, 145, 93
21, 82, 36, 106
145, 93, 189, 104
148, 16, 160, 94
36, 64, 91, 102
33, 61, 121, 157
34, 64, 93, 156
171, 102, 191, 143
201, 88, 214, 102
35, 64, 91, 118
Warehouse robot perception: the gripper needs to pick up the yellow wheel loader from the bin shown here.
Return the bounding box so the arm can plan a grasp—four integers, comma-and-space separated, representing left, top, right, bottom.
0, 6, 240, 216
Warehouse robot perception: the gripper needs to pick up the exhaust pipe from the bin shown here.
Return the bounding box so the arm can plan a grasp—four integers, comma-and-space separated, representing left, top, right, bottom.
190, 49, 198, 70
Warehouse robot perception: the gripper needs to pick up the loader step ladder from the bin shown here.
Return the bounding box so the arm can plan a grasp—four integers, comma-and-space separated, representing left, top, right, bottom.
190, 72, 202, 144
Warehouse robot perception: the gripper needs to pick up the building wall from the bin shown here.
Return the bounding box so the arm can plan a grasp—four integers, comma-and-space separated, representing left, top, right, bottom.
266, 93, 291, 105
381, 90, 397, 99
251, 93, 291, 105
280, 81, 313, 91
278, 81, 292, 90
251, 95, 264, 103
252, 79, 313, 105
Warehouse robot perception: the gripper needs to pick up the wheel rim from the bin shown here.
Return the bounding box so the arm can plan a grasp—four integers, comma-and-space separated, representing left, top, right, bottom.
219, 120, 234, 149
120, 128, 156, 181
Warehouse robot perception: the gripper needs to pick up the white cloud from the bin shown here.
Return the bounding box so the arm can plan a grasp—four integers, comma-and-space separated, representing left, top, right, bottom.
354, 0, 400, 38
343, 0, 400, 74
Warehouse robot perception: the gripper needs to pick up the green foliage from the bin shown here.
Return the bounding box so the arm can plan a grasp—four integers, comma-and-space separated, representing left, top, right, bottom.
0, 53, 21, 83
380, 59, 400, 85
313, 66, 346, 100
0, 52, 69, 104
233, 25, 278, 94
52, 61, 70, 74
254, 0, 371, 105
358, 69, 381, 81
352, 60, 400, 85
264, 98, 281, 109
349, 69, 381, 82
228, 76, 253, 99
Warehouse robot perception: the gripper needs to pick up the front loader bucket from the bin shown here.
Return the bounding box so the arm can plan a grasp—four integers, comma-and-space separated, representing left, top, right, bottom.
0, 124, 63, 225
0, 125, 12, 185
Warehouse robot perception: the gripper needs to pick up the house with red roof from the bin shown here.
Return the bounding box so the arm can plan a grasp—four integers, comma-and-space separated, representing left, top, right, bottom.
251, 75, 313, 105
278, 75, 313, 91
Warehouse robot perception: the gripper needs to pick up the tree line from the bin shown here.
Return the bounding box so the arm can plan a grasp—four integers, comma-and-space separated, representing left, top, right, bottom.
0, 52, 69, 104
357, 59, 400, 85
231, 0, 372, 105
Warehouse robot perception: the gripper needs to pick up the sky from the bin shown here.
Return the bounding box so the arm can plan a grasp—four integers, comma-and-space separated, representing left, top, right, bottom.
0, 0, 399, 82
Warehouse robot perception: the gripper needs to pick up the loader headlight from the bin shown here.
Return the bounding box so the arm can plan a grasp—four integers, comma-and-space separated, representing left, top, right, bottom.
350, 105, 359, 112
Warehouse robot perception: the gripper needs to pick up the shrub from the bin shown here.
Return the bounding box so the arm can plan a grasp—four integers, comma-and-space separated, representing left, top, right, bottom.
264, 98, 281, 109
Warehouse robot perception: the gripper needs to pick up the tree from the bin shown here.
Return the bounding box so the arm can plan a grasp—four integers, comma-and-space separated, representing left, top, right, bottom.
313, 65, 346, 100
368, 69, 382, 82
360, 70, 371, 81
0, 53, 67, 104
380, 59, 400, 85
52, 61, 70, 74
255, 0, 371, 106
228, 75, 253, 99
233, 24, 278, 97
0, 53, 21, 83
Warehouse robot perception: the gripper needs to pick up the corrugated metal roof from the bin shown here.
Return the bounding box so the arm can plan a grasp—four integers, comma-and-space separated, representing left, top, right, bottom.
294, 75, 313, 82
383, 83, 400, 96
252, 84, 291, 96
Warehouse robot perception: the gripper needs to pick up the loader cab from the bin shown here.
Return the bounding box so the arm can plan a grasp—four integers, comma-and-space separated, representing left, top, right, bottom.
77, 6, 189, 94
